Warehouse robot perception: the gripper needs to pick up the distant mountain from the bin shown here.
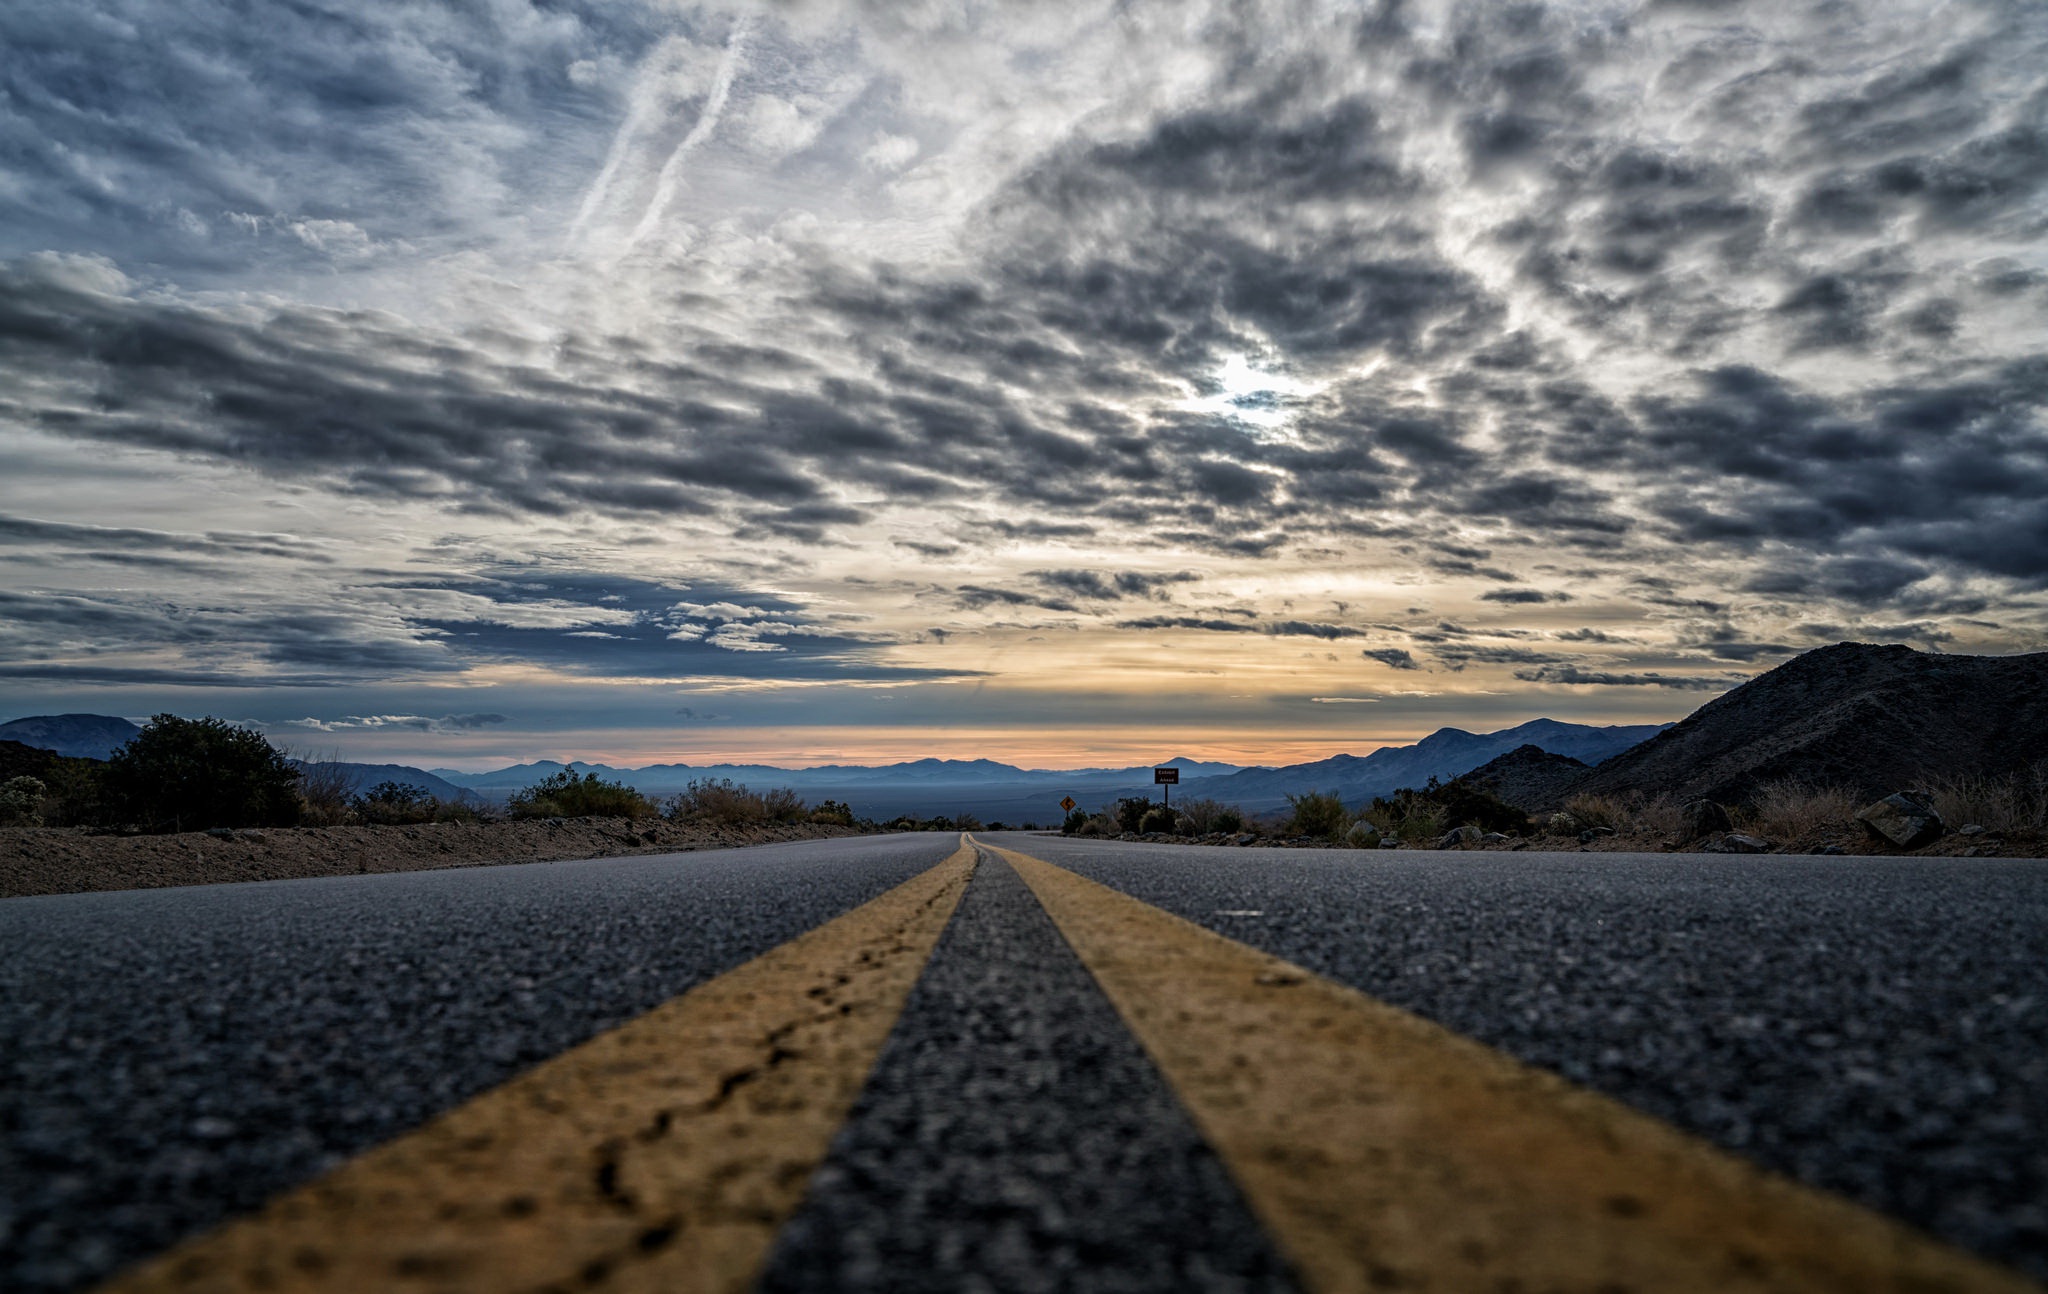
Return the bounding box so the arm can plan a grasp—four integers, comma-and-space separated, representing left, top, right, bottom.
1174, 718, 1669, 812
1570, 642, 2048, 804
435, 754, 1248, 800
0, 714, 142, 759
293, 761, 473, 803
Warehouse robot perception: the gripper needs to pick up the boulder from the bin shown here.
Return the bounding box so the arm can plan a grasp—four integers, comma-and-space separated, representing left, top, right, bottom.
1378, 837, 1399, 849
1855, 790, 1946, 848
1345, 821, 1383, 848
1680, 799, 1732, 840
1437, 824, 1483, 850
1577, 826, 1616, 845
1707, 833, 1773, 854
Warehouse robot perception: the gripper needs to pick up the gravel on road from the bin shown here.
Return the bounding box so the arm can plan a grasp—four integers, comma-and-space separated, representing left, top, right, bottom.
986, 834, 2048, 1283
0, 833, 955, 1294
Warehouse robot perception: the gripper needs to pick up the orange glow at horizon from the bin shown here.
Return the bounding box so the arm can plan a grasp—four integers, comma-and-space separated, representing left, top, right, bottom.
351, 725, 1431, 773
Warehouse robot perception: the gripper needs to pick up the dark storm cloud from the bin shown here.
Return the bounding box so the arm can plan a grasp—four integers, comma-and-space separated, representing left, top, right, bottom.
1478, 588, 1571, 604
1361, 648, 1422, 671
1513, 665, 1734, 690
1117, 615, 1259, 634
0, 515, 328, 563
1429, 644, 1569, 670
1030, 569, 1201, 600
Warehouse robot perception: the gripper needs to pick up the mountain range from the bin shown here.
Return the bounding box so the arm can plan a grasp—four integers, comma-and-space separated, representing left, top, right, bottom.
0, 712, 1660, 821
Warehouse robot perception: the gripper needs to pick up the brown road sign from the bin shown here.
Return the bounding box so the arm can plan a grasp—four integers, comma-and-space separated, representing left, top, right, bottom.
1153, 767, 1179, 784
1060, 796, 1077, 812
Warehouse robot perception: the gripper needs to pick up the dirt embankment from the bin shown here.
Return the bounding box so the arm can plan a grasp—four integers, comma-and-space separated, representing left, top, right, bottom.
0, 817, 867, 900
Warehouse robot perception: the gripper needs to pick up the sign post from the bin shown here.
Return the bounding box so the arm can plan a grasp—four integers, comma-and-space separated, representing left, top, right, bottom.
1153, 765, 1179, 809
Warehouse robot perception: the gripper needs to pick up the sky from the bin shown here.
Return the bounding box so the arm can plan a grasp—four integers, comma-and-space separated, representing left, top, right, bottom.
0, 0, 2044, 770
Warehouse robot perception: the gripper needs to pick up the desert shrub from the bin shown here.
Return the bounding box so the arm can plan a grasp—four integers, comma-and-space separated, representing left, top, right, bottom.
1359, 782, 1458, 843
1285, 790, 1350, 839
510, 770, 653, 820
30, 759, 103, 828
1138, 804, 1177, 834
101, 715, 303, 832
1076, 815, 1108, 837
1062, 807, 1089, 834
953, 811, 985, 831
1924, 767, 2048, 833
667, 777, 769, 824
0, 775, 47, 825
761, 786, 807, 824
1114, 796, 1155, 833
1744, 780, 1860, 839
1623, 792, 1684, 838
1561, 793, 1624, 831
296, 756, 358, 826
1178, 796, 1246, 834
351, 781, 440, 826
809, 798, 855, 827
433, 798, 491, 825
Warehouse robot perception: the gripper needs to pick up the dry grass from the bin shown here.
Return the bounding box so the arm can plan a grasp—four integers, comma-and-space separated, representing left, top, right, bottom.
1742, 780, 1861, 839
1561, 793, 1624, 830
1924, 766, 2048, 833
294, 754, 358, 827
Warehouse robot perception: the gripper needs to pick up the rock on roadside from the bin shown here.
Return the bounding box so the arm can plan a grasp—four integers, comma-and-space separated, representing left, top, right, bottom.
1856, 790, 1947, 849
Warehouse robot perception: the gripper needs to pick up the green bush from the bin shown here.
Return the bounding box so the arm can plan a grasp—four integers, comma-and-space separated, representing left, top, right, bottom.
1114, 796, 1155, 833
1285, 789, 1350, 839
1138, 804, 1177, 834
0, 775, 47, 825
1062, 807, 1089, 834
666, 777, 809, 825
101, 715, 303, 832
351, 781, 440, 826
809, 798, 856, 827
1364, 777, 1523, 840
509, 770, 653, 820
1177, 796, 1246, 834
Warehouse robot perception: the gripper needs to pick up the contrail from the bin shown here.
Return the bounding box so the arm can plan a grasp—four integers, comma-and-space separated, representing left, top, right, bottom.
565, 35, 690, 250
624, 14, 751, 253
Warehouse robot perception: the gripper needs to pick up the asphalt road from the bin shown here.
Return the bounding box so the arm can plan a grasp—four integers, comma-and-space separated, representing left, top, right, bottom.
981, 833, 2048, 1283
758, 845, 1296, 1293
4, 834, 2046, 1290
0, 833, 953, 1293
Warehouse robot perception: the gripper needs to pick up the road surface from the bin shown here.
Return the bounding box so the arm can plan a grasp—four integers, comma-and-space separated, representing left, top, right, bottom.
1, 832, 2042, 1291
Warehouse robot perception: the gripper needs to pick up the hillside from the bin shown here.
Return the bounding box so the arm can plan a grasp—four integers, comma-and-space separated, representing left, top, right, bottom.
1453, 745, 1591, 812
1570, 642, 2048, 804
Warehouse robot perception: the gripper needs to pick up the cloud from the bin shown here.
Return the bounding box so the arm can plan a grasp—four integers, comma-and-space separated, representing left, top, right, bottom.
1361, 648, 1421, 671
1513, 665, 1734, 690
1478, 589, 1572, 604
284, 713, 509, 733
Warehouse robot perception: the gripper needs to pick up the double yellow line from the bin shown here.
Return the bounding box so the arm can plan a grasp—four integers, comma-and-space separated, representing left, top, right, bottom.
103, 838, 2037, 1293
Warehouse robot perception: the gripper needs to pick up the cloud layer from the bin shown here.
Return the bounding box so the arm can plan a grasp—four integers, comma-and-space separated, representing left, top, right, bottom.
1, 0, 2042, 759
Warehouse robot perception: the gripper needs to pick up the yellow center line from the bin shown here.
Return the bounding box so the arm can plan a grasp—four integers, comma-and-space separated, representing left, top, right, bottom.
99, 839, 979, 1294
989, 840, 2040, 1294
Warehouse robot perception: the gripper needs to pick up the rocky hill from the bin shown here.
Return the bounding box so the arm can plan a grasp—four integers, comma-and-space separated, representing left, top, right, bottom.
1569, 642, 2048, 804
0, 714, 142, 759
1453, 744, 1591, 812
1180, 718, 1667, 812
